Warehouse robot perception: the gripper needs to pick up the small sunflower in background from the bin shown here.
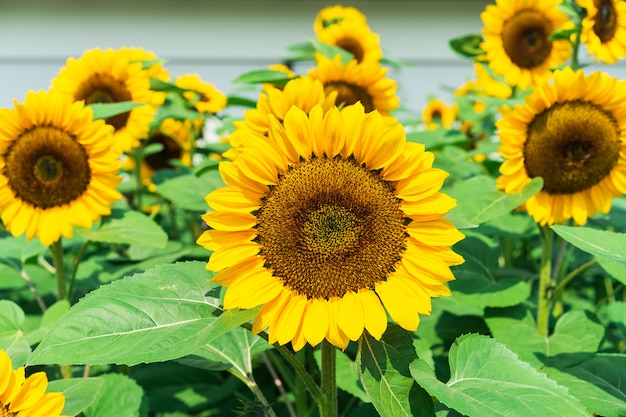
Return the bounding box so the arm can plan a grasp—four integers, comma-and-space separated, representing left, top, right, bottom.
577, 0, 626, 64
309, 54, 399, 123
480, 0, 572, 90
0, 350, 68, 417
50, 47, 157, 154
421, 98, 458, 130
140, 117, 194, 191
234, 76, 337, 138
122, 46, 171, 106
497, 68, 626, 226
316, 17, 383, 64
313, 4, 368, 35
175, 73, 228, 115
225, 76, 338, 159
0, 90, 121, 246
197, 103, 464, 350
455, 62, 512, 113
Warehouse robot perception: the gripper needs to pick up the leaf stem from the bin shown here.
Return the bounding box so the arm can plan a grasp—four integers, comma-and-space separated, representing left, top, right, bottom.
49, 238, 66, 301
536, 225, 553, 337
320, 340, 337, 417
67, 240, 91, 302
261, 352, 296, 417
551, 259, 598, 300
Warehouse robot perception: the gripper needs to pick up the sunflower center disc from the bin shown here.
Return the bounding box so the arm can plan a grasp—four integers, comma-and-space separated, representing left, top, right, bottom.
324, 81, 375, 112
6, 126, 91, 208
524, 100, 621, 194
337, 38, 365, 62
501, 9, 553, 68
257, 156, 407, 299
75, 72, 132, 131
143, 132, 183, 171
594, 0, 618, 42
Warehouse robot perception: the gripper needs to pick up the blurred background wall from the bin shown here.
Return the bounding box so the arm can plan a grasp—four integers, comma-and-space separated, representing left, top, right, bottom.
2, 0, 625, 117
0, 0, 492, 116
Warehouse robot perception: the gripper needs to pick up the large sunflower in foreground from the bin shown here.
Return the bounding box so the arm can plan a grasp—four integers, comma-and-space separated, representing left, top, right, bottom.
577, 0, 626, 64
313, 5, 367, 35
497, 68, 626, 225
50, 48, 157, 154
0, 350, 67, 417
0, 90, 122, 246
197, 103, 464, 350
309, 55, 399, 123
317, 19, 383, 63
480, 0, 572, 90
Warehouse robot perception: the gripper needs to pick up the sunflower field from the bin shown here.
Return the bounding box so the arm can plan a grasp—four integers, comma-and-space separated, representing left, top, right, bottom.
1, 1, 626, 416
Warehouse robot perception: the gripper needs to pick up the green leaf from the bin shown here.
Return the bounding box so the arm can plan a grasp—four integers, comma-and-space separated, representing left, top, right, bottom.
83, 373, 146, 417
546, 354, 626, 417
448, 34, 485, 58
449, 272, 530, 308
76, 209, 167, 248
552, 225, 626, 269
548, 28, 577, 41
285, 41, 316, 61
309, 38, 354, 64
226, 95, 258, 108
179, 327, 271, 378
89, 102, 143, 120
150, 78, 187, 93
406, 130, 467, 150
358, 325, 436, 417
409, 334, 591, 417
451, 175, 543, 226
485, 306, 605, 369
28, 261, 258, 366
48, 377, 105, 417
231, 69, 293, 87
156, 171, 225, 212
597, 259, 626, 285
24, 300, 70, 345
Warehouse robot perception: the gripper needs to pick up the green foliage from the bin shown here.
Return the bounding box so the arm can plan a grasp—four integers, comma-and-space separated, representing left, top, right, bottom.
89, 102, 144, 120
410, 334, 591, 417
448, 34, 485, 58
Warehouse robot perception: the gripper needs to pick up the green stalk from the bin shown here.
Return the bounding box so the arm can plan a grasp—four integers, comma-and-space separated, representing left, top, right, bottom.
67, 240, 91, 302
551, 259, 598, 300
536, 225, 553, 337
50, 238, 66, 301
320, 340, 337, 417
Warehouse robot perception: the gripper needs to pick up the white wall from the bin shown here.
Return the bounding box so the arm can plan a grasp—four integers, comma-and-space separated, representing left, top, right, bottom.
2, 0, 624, 117
0, 0, 494, 115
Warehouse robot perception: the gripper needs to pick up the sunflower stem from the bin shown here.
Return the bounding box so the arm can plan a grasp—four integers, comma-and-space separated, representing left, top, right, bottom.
320, 340, 338, 417
67, 240, 91, 302
536, 225, 553, 337
295, 349, 309, 417
50, 238, 67, 301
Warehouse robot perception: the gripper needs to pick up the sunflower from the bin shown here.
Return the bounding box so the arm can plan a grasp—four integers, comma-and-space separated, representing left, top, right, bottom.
313, 5, 368, 35
141, 117, 194, 190
497, 68, 626, 225
197, 103, 464, 350
225, 76, 338, 158
50, 48, 157, 154
421, 98, 458, 130
578, 0, 626, 64
0, 350, 68, 417
308, 54, 399, 123
317, 19, 383, 63
175, 73, 227, 115
121, 47, 171, 106
480, 0, 572, 90
0, 90, 122, 246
